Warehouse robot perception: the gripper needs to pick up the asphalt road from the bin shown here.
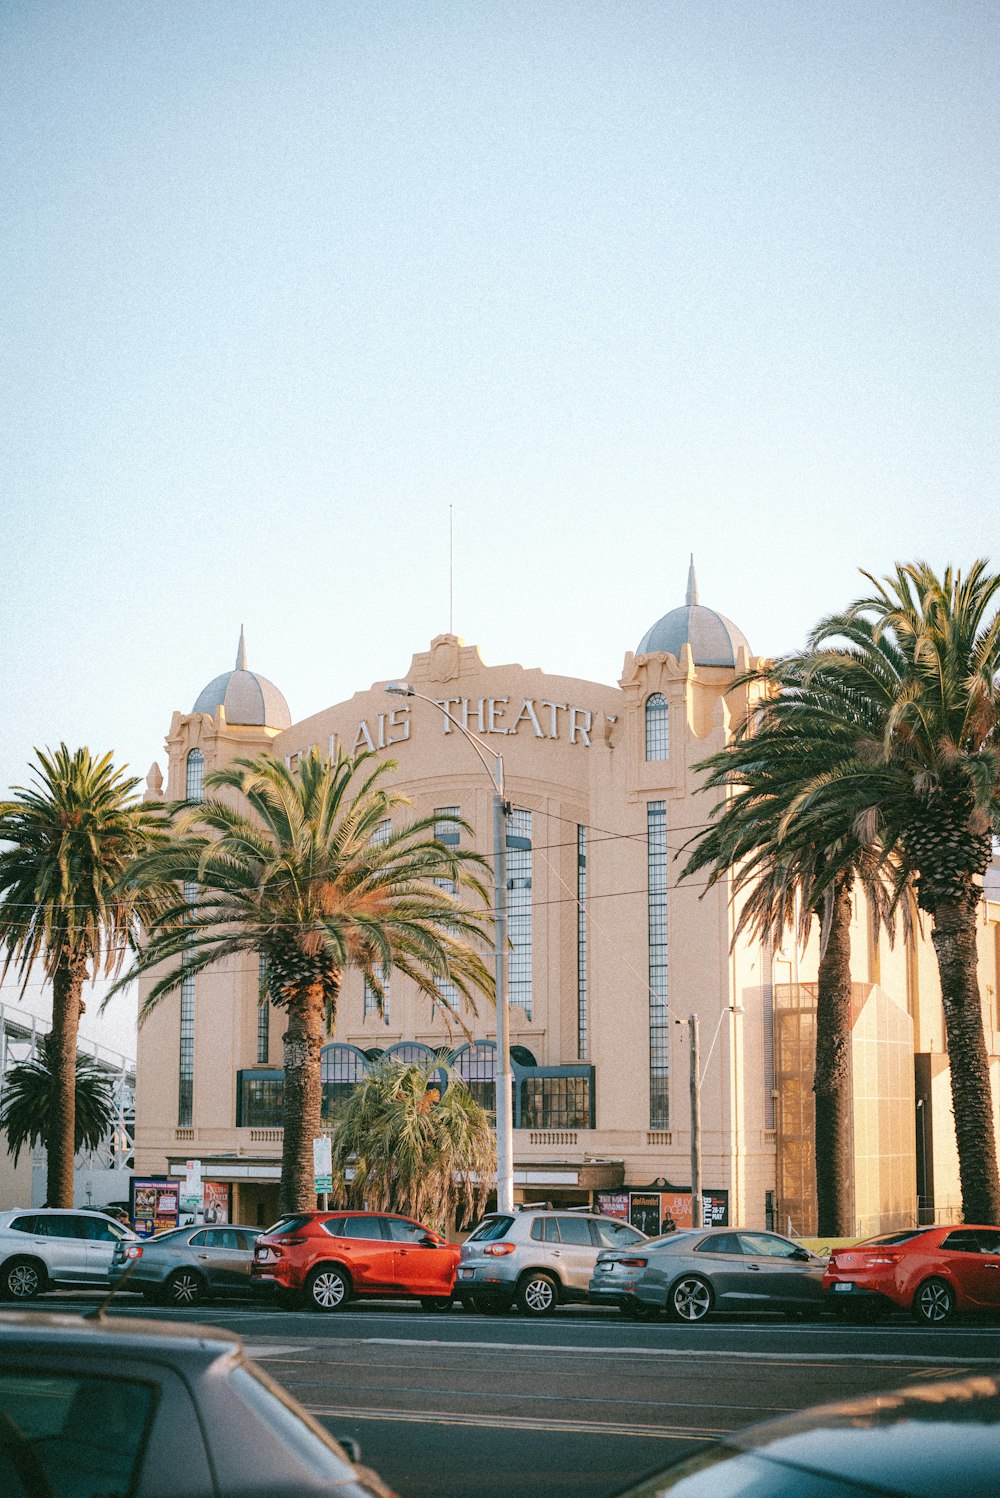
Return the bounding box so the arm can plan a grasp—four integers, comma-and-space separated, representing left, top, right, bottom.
54, 1295, 1000, 1496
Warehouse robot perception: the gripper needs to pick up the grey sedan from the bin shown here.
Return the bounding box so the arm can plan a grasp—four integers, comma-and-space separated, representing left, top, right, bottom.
111, 1224, 262, 1306
592, 1227, 826, 1322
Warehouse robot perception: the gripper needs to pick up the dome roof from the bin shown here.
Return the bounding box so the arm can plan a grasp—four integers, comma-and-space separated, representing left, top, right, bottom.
192, 629, 291, 729
637, 559, 751, 667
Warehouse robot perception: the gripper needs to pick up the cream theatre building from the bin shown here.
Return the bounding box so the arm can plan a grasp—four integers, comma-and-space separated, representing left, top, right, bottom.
134, 568, 1000, 1233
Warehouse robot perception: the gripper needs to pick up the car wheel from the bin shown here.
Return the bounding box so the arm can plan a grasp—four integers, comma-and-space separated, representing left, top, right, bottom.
518, 1271, 559, 1317
164, 1269, 205, 1307
420, 1296, 453, 1311
669, 1274, 713, 1323
621, 1298, 659, 1321
2, 1258, 42, 1301
913, 1277, 956, 1326
307, 1264, 351, 1312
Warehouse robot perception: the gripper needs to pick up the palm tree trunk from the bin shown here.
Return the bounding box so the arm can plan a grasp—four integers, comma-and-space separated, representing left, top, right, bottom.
48, 956, 85, 1208
279, 983, 326, 1214
930, 899, 1000, 1224
813, 882, 855, 1238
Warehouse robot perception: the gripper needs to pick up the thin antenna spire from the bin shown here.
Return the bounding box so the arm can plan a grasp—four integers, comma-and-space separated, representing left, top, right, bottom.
449, 505, 454, 635
236, 625, 247, 671
686, 555, 699, 607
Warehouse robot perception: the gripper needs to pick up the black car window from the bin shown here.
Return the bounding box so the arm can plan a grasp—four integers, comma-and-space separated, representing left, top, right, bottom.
266, 1215, 313, 1236
385, 1218, 432, 1244
8, 1216, 36, 1234
556, 1217, 594, 1247
592, 1218, 646, 1248
940, 1229, 985, 1253
0, 1369, 155, 1497
236, 1230, 258, 1251
738, 1232, 802, 1259
976, 1230, 1000, 1253
695, 1233, 742, 1255
320, 1218, 347, 1238
34, 1215, 87, 1240
466, 1215, 515, 1243
530, 1217, 561, 1242
339, 1216, 384, 1240
189, 1230, 207, 1247
201, 1229, 241, 1251
80, 1216, 126, 1242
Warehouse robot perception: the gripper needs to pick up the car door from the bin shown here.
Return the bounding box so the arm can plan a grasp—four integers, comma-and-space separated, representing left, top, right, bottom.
550, 1216, 600, 1294
690, 1233, 753, 1308
737, 1232, 823, 1307
80, 1215, 132, 1283
385, 1216, 456, 1296
33, 1214, 91, 1284
188, 1228, 253, 1292
938, 1229, 1000, 1309
333, 1215, 397, 1290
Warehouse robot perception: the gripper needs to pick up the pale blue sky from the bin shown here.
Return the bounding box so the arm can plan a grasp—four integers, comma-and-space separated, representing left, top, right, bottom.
2, 1, 998, 802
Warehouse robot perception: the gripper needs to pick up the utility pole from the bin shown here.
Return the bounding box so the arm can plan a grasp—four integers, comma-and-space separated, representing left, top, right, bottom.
689, 1013, 702, 1228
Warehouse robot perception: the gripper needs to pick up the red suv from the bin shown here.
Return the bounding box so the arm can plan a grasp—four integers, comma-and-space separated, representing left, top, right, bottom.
823, 1225, 1000, 1324
251, 1210, 460, 1312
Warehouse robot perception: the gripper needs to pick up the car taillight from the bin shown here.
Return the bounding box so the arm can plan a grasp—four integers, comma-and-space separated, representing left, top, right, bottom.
483, 1243, 516, 1257
864, 1253, 903, 1266
123, 1245, 143, 1260
618, 1257, 648, 1268
277, 1236, 306, 1246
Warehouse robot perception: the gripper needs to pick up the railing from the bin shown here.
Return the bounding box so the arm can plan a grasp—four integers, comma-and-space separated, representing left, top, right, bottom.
175, 1128, 194, 1142
646, 1131, 672, 1146
527, 1131, 578, 1146
249, 1128, 283, 1143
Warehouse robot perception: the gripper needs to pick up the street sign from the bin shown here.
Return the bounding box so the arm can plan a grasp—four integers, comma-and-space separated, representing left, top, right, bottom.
313, 1135, 332, 1194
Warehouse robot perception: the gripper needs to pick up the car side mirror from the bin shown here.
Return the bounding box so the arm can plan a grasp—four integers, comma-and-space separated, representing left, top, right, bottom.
420, 1234, 440, 1247
790, 1247, 811, 1261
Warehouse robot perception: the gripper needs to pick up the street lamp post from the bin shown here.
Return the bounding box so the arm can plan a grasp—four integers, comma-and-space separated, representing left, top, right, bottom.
686, 1004, 743, 1230
385, 682, 515, 1214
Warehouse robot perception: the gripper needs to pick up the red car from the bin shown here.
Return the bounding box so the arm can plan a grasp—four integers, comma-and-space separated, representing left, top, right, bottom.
251, 1210, 460, 1312
823, 1224, 1000, 1324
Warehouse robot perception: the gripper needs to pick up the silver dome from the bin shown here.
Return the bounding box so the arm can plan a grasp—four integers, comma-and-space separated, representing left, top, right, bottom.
637, 560, 751, 668
192, 629, 291, 729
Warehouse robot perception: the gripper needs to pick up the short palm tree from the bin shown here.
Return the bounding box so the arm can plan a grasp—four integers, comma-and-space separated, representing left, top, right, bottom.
0, 746, 170, 1207
682, 655, 906, 1236
804, 561, 1000, 1223
0, 1034, 117, 1168
118, 747, 495, 1213
328, 1058, 496, 1234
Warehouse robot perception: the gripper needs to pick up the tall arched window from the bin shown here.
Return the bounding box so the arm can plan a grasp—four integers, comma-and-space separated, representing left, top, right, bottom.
645, 694, 670, 761
185, 749, 205, 801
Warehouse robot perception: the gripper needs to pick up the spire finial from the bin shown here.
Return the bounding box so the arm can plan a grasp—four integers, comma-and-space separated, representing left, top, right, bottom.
236, 625, 247, 671
686, 554, 699, 607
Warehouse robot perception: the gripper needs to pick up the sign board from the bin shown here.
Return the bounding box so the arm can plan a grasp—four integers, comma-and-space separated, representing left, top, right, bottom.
202, 1181, 229, 1224
597, 1187, 730, 1235
313, 1136, 333, 1195
182, 1159, 202, 1219
130, 1178, 181, 1239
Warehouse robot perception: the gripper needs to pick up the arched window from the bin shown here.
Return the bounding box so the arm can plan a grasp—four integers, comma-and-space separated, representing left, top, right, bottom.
185, 749, 205, 801
450, 1041, 497, 1115
320, 1043, 369, 1122
645, 694, 669, 761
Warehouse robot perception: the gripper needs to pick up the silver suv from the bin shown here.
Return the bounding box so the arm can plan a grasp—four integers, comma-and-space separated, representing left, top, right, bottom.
457, 1208, 648, 1316
0, 1208, 138, 1300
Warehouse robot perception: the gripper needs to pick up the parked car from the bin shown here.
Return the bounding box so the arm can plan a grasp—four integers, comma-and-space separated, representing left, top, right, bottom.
589, 1230, 699, 1317
615, 1370, 1000, 1497
457, 1208, 649, 1316
0, 1208, 138, 1300
110, 1223, 262, 1305
0, 1308, 395, 1498
823, 1224, 1000, 1324
623, 1227, 826, 1322
252, 1210, 460, 1311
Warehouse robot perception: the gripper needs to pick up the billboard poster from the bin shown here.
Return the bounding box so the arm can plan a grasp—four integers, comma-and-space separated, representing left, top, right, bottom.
595, 1192, 629, 1221
628, 1193, 662, 1236
623, 1187, 730, 1235
130, 1178, 181, 1239
202, 1181, 230, 1224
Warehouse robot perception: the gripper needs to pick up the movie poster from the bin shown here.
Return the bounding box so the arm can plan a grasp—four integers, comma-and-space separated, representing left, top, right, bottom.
130, 1178, 180, 1238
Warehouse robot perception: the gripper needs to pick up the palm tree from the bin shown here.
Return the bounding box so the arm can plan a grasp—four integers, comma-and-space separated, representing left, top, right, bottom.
682, 656, 906, 1236
118, 747, 495, 1214
0, 746, 170, 1207
0, 1034, 117, 1168
804, 561, 1000, 1224
328, 1058, 496, 1234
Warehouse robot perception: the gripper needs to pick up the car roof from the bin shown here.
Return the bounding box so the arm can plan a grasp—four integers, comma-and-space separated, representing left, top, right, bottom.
0, 1309, 242, 1361
0, 1207, 126, 1220
724, 1373, 1000, 1497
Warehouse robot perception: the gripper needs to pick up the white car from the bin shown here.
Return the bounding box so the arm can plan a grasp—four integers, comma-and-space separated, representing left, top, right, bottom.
0, 1208, 138, 1300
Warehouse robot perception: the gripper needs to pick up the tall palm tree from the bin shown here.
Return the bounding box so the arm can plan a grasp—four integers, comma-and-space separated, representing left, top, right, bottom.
118, 747, 495, 1213
803, 561, 1000, 1224
682, 656, 905, 1236
329, 1058, 496, 1234
0, 746, 170, 1207
0, 1034, 117, 1168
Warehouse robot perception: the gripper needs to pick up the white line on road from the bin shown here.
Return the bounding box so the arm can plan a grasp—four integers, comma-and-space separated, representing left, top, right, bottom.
360, 1337, 1000, 1367
307, 1405, 725, 1441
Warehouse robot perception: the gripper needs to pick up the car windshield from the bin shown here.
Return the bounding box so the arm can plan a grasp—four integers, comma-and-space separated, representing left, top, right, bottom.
263, 1216, 314, 1236
466, 1216, 515, 1242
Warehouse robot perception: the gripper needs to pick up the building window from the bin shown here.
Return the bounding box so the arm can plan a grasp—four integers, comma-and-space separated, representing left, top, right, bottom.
371, 818, 391, 846
257, 955, 270, 1064
237, 1070, 283, 1128
507, 808, 533, 1018
520, 1074, 593, 1130
178, 880, 198, 1127
434, 805, 459, 894
451, 1041, 497, 1116
185, 749, 205, 801
320, 1044, 369, 1123
577, 825, 588, 1059
645, 695, 670, 761
647, 800, 669, 1129
363, 967, 390, 1025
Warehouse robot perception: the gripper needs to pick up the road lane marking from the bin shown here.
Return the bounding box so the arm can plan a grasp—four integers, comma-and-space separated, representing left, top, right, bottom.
306, 1405, 726, 1440
360, 1337, 1000, 1367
